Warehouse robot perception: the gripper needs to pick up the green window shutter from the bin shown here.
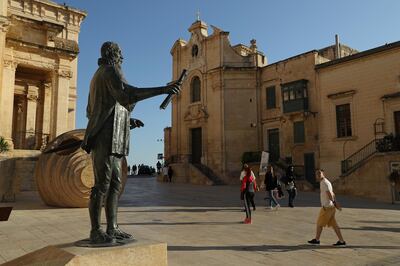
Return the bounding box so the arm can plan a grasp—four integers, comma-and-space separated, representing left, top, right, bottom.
293, 121, 305, 143
266, 86, 276, 109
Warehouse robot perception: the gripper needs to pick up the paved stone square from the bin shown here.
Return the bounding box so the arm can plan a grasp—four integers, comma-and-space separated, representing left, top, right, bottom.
1, 176, 399, 265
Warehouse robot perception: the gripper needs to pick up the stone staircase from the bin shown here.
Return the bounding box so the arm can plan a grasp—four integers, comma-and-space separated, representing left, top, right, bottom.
192, 163, 226, 185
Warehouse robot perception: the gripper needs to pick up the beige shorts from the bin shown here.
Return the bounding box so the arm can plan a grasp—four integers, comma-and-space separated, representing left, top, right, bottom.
317, 206, 337, 228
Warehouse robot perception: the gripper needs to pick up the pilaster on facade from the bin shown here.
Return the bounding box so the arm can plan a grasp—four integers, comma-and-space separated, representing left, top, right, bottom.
49, 67, 71, 138
0, 59, 18, 148
0, 15, 10, 33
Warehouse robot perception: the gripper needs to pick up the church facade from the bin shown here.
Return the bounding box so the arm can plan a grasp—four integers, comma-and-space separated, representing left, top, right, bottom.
166, 20, 400, 202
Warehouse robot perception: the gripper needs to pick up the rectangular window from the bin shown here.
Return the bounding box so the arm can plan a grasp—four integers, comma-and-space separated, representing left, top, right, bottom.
289, 90, 295, 100
295, 88, 303, 99
266, 86, 276, 109
281, 79, 309, 113
283, 91, 289, 101
336, 104, 352, 138
293, 121, 305, 143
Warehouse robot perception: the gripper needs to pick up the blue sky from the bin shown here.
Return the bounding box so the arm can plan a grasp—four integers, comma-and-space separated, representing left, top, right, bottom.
60, 0, 400, 167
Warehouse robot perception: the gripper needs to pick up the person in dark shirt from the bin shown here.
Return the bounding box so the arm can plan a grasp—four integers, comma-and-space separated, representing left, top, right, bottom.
264, 165, 280, 210
285, 165, 297, 208
168, 166, 173, 183
156, 161, 162, 174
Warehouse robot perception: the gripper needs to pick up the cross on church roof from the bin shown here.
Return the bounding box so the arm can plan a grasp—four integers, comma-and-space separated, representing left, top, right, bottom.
196, 10, 200, 21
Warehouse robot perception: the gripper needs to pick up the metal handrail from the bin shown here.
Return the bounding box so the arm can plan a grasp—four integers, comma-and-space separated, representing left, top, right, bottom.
341, 139, 379, 174
341, 134, 400, 175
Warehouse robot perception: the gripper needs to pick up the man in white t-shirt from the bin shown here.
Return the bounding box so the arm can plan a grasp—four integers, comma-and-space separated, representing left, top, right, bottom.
308, 169, 346, 247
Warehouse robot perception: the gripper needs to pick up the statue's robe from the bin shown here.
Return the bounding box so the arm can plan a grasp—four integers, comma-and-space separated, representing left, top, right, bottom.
82, 64, 136, 156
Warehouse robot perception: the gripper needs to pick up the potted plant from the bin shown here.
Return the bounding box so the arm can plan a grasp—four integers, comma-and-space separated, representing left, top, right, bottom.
0, 136, 9, 153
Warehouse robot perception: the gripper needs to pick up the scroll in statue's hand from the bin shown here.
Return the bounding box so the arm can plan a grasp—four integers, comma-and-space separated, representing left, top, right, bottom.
166, 81, 181, 95
130, 118, 144, 129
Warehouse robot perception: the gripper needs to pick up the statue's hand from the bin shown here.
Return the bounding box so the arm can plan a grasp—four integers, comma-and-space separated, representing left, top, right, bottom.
130, 118, 144, 129
166, 81, 181, 95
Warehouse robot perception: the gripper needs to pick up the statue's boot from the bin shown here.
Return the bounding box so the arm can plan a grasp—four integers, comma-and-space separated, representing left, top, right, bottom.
89, 189, 115, 244
105, 189, 134, 240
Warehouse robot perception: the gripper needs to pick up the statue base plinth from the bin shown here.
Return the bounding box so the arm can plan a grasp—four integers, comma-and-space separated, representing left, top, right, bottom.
3, 240, 167, 266
74, 237, 136, 248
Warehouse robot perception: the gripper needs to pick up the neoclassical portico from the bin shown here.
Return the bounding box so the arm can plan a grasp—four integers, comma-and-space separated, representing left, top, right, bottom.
0, 0, 86, 150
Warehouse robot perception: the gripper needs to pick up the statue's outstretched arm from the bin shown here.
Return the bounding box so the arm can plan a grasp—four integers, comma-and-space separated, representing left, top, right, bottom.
106, 66, 180, 105
123, 83, 180, 102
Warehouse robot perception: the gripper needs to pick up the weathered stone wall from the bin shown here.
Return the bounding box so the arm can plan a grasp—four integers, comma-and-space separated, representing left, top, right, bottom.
0, 150, 40, 202
333, 152, 400, 203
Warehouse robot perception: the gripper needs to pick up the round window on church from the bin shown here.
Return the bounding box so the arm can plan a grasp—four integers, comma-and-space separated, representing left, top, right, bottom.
192, 45, 199, 57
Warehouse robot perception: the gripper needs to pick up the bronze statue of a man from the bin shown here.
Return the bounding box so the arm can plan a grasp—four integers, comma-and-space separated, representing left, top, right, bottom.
81, 41, 180, 244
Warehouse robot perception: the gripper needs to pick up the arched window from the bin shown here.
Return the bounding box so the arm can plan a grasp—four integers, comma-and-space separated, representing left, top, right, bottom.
191, 76, 201, 103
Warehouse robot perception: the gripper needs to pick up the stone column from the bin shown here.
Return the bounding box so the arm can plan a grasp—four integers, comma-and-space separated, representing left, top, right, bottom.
50, 69, 71, 139
41, 82, 51, 148
25, 85, 39, 149
0, 60, 17, 149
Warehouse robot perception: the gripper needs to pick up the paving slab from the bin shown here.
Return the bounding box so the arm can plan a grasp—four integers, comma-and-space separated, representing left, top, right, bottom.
0, 176, 399, 265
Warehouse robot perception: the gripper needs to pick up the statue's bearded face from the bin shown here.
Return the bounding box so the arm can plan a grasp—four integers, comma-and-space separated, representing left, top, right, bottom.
100, 42, 124, 65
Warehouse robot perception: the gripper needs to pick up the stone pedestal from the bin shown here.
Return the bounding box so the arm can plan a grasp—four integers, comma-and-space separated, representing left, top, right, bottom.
3, 240, 167, 266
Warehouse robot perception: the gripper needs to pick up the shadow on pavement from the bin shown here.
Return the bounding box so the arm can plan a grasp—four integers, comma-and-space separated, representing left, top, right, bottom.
118, 208, 242, 213
342, 226, 400, 233
356, 220, 400, 224
106, 221, 243, 226
167, 244, 400, 252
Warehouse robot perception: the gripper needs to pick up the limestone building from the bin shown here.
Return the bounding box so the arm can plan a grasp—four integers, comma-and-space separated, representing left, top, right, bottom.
166, 20, 400, 201
167, 20, 266, 184
0, 0, 85, 201
0, 0, 86, 151
259, 44, 356, 185
317, 42, 400, 202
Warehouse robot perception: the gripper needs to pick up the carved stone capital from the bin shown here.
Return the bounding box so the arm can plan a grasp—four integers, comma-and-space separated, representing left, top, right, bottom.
0, 16, 10, 33
27, 86, 39, 102
3, 60, 18, 70
27, 94, 39, 102
57, 69, 73, 79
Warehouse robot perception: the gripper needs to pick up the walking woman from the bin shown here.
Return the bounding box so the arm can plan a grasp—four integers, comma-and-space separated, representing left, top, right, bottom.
241, 165, 258, 224
285, 165, 297, 208
265, 165, 280, 210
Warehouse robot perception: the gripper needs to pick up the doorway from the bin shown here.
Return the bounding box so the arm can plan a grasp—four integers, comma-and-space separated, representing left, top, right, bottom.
191, 128, 202, 164
268, 128, 280, 162
394, 111, 400, 136
304, 153, 316, 185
